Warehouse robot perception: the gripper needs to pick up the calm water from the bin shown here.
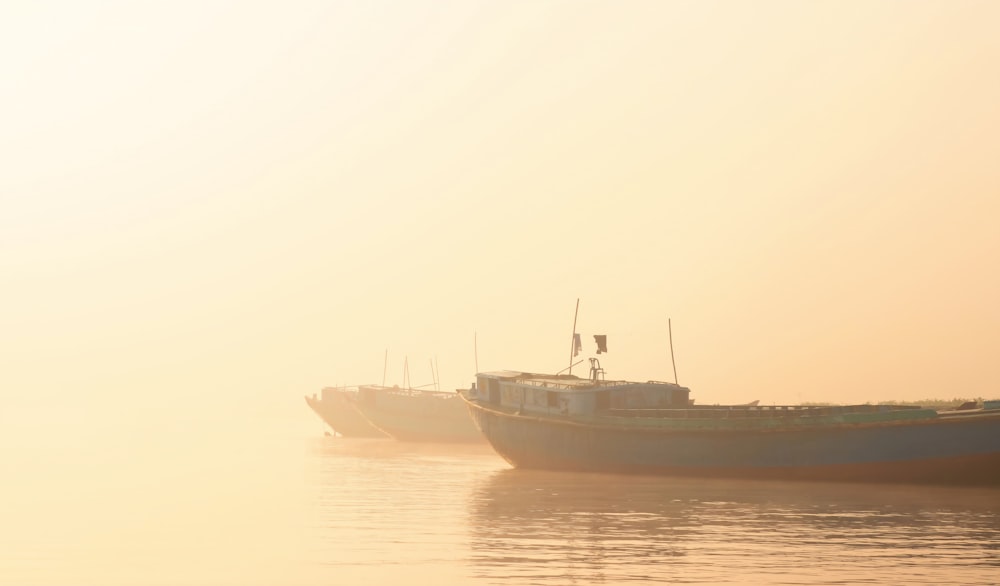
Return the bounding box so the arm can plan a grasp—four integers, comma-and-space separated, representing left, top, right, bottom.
306, 438, 1000, 586
4, 423, 999, 585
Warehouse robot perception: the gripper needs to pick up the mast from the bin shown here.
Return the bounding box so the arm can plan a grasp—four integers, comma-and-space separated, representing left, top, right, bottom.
429, 357, 441, 392
568, 298, 580, 375
669, 318, 678, 385
382, 348, 388, 387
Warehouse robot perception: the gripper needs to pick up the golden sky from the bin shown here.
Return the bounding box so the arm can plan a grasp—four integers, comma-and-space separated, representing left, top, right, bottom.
2, 0, 999, 441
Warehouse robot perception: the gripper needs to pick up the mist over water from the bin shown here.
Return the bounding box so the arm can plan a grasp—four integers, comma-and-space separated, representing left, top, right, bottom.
5, 1, 1000, 584
307, 438, 1000, 586
321, 438, 996, 585
468, 469, 1000, 585
3, 393, 999, 586
0, 399, 309, 586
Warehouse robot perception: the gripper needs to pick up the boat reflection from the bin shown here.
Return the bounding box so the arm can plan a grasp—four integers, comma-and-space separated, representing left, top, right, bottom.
467, 469, 1000, 584
467, 469, 692, 583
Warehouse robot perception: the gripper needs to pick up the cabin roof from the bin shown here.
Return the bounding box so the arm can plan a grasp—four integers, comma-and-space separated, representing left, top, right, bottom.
477, 370, 527, 379
478, 371, 590, 384
478, 371, 689, 391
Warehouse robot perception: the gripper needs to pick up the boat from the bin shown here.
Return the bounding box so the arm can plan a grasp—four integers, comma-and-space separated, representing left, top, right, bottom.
459, 359, 1000, 485
304, 386, 387, 438
352, 384, 485, 443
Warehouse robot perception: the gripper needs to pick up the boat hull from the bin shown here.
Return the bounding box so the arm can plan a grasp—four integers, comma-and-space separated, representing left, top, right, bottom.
354, 388, 485, 443
304, 393, 386, 438
462, 395, 1000, 486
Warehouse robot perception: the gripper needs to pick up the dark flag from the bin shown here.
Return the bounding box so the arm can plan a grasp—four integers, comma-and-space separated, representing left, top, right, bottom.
594, 335, 607, 354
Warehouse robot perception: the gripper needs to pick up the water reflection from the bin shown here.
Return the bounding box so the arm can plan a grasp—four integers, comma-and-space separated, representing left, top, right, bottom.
305, 437, 504, 585
468, 470, 1000, 585
305, 439, 1000, 586
468, 470, 693, 584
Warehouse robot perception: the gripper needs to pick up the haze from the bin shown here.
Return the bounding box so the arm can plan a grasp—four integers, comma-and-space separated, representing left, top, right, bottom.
3, 0, 999, 491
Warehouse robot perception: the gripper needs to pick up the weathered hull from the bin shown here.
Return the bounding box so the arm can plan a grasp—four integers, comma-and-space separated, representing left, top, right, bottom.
462, 396, 1000, 486
304, 393, 386, 438
354, 390, 485, 443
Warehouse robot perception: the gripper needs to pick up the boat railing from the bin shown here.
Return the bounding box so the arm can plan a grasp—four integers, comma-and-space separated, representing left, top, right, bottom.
358, 385, 459, 399
608, 404, 925, 420
514, 378, 665, 390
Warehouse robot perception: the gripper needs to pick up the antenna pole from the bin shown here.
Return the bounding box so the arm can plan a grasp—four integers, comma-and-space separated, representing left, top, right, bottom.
568, 298, 580, 375
429, 358, 441, 392
669, 318, 678, 384
382, 348, 388, 387
474, 331, 479, 374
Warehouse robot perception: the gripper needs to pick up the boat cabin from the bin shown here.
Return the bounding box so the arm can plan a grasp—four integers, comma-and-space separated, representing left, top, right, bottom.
473, 365, 691, 417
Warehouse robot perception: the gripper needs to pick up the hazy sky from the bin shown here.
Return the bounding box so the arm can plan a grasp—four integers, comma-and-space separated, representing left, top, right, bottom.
2, 0, 999, 441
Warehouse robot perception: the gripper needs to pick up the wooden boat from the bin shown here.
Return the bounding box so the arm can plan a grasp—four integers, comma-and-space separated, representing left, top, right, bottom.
352, 384, 485, 443
304, 386, 387, 438
460, 361, 1000, 485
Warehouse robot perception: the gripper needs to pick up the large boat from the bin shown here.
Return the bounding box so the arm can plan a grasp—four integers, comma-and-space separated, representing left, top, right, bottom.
304, 386, 387, 438
353, 384, 485, 443
459, 360, 1000, 485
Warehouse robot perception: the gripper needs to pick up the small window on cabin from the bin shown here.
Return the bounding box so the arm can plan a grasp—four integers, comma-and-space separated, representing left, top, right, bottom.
547, 391, 558, 407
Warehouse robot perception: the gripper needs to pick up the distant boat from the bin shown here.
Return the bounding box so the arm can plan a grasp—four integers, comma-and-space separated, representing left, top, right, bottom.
460, 363, 1000, 486
352, 385, 485, 443
304, 386, 387, 438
